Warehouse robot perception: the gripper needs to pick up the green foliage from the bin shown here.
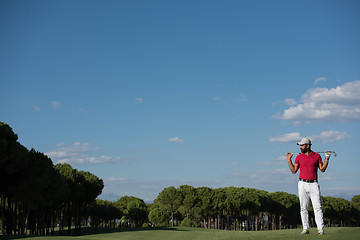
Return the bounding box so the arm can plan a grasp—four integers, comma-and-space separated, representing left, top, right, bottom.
270, 191, 300, 228
0, 122, 29, 198
155, 187, 182, 227
178, 185, 198, 220
351, 195, 360, 210
180, 217, 194, 227
150, 185, 358, 231
0, 122, 104, 236
86, 199, 121, 228
321, 196, 355, 226
115, 196, 148, 227
148, 201, 170, 227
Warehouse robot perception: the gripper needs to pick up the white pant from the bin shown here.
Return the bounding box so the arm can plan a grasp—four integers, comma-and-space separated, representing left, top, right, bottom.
298, 181, 324, 230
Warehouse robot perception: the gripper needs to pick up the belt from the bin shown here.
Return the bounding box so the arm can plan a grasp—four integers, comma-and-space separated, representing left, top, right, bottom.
299, 178, 317, 183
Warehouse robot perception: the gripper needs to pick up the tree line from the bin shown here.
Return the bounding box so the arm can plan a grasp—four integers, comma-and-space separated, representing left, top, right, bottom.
0, 122, 104, 235
149, 186, 360, 230
1, 121, 359, 236
64, 186, 360, 231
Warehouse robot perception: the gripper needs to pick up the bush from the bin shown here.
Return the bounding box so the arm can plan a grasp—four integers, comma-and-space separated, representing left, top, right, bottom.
142, 223, 149, 228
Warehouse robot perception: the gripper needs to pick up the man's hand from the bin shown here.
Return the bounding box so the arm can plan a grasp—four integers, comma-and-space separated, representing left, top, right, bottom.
286, 153, 293, 161
320, 151, 331, 172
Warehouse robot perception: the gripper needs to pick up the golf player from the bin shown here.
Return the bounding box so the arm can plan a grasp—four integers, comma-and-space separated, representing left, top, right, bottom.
286, 138, 331, 235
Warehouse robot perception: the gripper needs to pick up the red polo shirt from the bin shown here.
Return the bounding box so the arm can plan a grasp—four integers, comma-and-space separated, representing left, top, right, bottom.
295, 151, 323, 181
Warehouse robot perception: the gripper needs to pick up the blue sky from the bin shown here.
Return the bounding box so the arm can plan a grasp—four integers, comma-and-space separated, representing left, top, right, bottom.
1, 0, 359, 202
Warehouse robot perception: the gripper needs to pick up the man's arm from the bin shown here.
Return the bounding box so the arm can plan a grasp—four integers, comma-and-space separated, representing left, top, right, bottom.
319, 153, 330, 172
286, 153, 299, 174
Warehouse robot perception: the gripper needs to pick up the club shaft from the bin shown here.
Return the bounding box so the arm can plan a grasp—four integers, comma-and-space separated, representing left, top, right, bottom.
289, 151, 337, 156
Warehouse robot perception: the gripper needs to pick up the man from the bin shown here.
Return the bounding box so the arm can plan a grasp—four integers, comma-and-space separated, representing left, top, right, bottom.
286, 137, 331, 236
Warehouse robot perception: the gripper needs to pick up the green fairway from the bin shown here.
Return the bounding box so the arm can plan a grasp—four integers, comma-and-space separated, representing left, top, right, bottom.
2, 227, 360, 240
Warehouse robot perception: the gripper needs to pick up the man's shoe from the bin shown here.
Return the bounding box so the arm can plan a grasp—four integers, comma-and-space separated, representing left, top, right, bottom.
318, 229, 324, 235
301, 229, 309, 234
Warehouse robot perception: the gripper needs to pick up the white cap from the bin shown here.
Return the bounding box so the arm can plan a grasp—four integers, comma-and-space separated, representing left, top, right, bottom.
297, 137, 312, 145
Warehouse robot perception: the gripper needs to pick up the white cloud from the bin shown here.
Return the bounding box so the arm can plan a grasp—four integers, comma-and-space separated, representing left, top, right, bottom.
57, 155, 115, 164
51, 100, 61, 109
45, 151, 69, 158
270, 131, 349, 144
285, 98, 297, 106
45, 142, 121, 165
310, 130, 350, 143
269, 132, 302, 143
314, 77, 326, 85
277, 80, 360, 123
168, 137, 184, 143
63, 142, 100, 152
258, 156, 286, 166
272, 98, 297, 106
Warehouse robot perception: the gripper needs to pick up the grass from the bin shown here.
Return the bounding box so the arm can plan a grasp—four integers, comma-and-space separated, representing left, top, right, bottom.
1, 227, 360, 240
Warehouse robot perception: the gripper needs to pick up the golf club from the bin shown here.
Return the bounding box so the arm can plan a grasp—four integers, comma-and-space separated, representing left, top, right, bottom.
287, 151, 337, 157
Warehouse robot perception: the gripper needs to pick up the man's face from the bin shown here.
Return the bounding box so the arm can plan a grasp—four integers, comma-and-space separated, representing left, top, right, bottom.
300, 144, 310, 153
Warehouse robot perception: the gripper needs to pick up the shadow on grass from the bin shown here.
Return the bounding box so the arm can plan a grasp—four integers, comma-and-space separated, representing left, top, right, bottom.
0, 226, 189, 239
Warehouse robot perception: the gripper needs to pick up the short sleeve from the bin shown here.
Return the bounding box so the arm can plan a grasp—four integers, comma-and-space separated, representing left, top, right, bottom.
318, 154, 323, 165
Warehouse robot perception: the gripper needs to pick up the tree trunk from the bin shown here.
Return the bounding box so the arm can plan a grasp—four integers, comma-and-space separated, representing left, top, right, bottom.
246, 215, 249, 231
255, 215, 258, 231
75, 202, 82, 236
51, 208, 56, 236
46, 210, 50, 236
254, 215, 256, 231
67, 201, 72, 235
171, 208, 174, 227
59, 207, 64, 235
14, 200, 18, 235
272, 214, 276, 230
279, 215, 282, 230
226, 214, 230, 230
24, 206, 29, 235
1, 194, 5, 235
6, 196, 13, 235
74, 207, 78, 236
